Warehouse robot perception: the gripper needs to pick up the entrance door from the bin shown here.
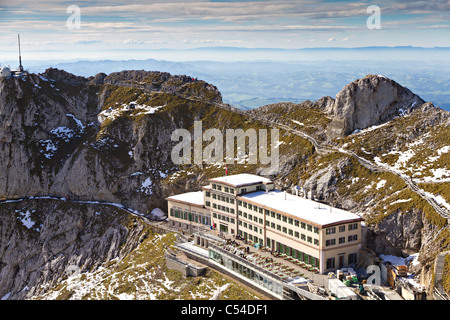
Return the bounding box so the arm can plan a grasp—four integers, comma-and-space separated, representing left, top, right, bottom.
338, 254, 344, 269
220, 224, 228, 234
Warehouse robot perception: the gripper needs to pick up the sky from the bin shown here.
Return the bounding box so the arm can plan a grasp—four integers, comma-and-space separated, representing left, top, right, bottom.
1, 0, 450, 62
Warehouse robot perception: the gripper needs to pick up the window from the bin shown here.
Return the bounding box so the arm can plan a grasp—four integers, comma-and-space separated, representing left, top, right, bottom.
307, 224, 312, 232
314, 227, 319, 234
294, 220, 299, 227
288, 229, 293, 236
276, 213, 281, 220
339, 237, 345, 244
241, 188, 247, 193
206, 201, 211, 207
212, 194, 217, 199
217, 185, 222, 191
212, 184, 216, 190
348, 235, 358, 242
248, 204, 252, 210
205, 191, 210, 197
271, 211, 275, 218
282, 216, 287, 222
224, 187, 229, 193
314, 239, 319, 246
230, 188, 234, 194
326, 227, 336, 235
301, 222, 306, 229
282, 227, 287, 233
349, 223, 358, 230
326, 239, 336, 246
348, 253, 357, 265
213, 203, 217, 209
295, 231, 299, 238
288, 218, 293, 225
326, 258, 335, 269
339, 225, 346, 232
307, 236, 312, 243
301, 234, 306, 240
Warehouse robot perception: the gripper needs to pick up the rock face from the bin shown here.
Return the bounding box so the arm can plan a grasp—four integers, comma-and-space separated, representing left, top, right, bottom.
0, 68, 448, 298
0, 68, 222, 214
325, 75, 425, 136
0, 199, 147, 300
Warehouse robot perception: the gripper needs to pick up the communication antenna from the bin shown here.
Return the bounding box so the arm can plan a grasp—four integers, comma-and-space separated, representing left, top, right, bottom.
18, 34, 23, 72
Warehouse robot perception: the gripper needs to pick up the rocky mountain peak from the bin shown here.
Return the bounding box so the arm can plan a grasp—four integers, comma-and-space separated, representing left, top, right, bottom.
326, 74, 425, 137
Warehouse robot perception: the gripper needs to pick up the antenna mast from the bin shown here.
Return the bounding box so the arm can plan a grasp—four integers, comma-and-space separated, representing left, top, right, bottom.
18, 34, 23, 72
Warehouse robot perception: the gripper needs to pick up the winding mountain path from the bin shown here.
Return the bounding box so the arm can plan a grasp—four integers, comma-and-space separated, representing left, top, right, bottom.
219, 103, 450, 220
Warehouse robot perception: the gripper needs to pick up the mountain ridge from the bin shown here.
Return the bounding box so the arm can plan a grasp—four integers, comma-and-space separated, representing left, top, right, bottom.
0, 68, 449, 299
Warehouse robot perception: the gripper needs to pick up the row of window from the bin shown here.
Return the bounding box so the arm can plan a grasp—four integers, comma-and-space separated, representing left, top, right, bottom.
325, 223, 359, 235
211, 184, 235, 194
169, 208, 211, 225
325, 235, 358, 246
239, 201, 320, 234
326, 253, 358, 269
212, 203, 235, 214
209, 249, 284, 297
212, 212, 236, 224
238, 220, 263, 235
238, 210, 264, 225
238, 218, 321, 247
267, 238, 320, 269
238, 230, 263, 246
211, 193, 235, 204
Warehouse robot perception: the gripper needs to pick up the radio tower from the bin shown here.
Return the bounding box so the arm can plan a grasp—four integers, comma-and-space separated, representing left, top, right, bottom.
18, 34, 24, 72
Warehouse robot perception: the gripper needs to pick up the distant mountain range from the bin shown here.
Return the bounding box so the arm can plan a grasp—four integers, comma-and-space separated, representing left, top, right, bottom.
6, 46, 450, 111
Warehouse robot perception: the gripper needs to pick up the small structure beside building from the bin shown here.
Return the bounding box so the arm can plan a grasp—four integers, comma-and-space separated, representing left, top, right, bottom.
1, 34, 27, 79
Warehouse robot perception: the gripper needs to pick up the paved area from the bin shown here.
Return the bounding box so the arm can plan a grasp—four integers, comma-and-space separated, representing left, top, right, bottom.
201, 228, 331, 288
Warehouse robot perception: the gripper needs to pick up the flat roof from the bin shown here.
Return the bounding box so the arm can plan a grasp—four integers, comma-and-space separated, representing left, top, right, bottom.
209, 174, 273, 188
166, 191, 204, 207
239, 190, 363, 227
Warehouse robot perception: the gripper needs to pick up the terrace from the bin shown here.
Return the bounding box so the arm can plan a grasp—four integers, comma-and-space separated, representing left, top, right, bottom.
196, 229, 327, 287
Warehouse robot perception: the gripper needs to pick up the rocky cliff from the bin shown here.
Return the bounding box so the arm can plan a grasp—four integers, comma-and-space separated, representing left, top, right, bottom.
0, 69, 448, 298
0, 198, 147, 300
325, 75, 425, 137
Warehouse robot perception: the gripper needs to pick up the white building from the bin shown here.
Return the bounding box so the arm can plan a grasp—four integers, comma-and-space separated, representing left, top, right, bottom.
167, 173, 364, 274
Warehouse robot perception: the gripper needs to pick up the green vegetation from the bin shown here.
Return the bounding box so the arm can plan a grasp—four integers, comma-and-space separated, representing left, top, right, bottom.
40, 225, 261, 300
101, 85, 144, 111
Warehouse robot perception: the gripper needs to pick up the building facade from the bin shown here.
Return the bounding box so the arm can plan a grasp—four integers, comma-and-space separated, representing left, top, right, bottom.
166, 174, 364, 274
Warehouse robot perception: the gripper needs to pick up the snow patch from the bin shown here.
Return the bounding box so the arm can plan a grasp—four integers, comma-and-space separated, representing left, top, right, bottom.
15, 209, 36, 229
